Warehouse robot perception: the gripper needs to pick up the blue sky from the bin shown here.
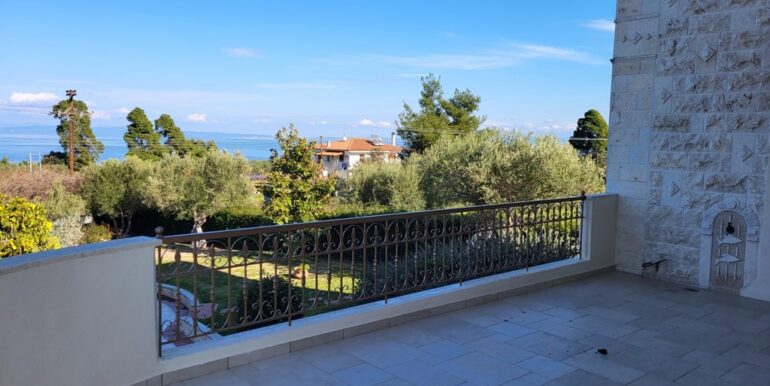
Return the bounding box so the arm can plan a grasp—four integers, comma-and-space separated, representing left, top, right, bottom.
0, 1, 616, 139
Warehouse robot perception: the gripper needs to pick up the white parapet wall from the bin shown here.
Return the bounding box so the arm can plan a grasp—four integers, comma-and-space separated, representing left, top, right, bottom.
0, 237, 161, 386
0, 194, 618, 386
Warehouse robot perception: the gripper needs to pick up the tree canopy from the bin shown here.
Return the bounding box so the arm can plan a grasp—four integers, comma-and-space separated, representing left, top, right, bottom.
125, 107, 164, 160
146, 150, 253, 233
154, 114, 213, 157
264, 125, 335, 224
81, 157, 152, 237
417, 131, 605, 208
50, 99, 104, 168
569, 109, 608, 168
397, 74, 485, 153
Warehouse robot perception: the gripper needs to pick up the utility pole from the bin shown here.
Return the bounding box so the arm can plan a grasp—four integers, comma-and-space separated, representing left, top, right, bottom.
66, 89, 77, 176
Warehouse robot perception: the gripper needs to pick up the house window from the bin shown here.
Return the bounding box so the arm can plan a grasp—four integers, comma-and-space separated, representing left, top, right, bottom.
339, 154, 344, 162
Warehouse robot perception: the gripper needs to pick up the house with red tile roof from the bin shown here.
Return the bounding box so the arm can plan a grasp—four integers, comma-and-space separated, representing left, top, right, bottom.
314, 133, 402, 177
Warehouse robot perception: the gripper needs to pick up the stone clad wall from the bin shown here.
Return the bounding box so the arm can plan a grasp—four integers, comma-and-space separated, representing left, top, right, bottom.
608, 0, 770, 285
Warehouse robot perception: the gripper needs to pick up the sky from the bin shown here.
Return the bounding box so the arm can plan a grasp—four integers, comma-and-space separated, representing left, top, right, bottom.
0, 1, 616, 139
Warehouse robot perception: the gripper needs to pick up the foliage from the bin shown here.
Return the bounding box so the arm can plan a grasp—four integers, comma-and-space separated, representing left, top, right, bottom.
340, 160, 425, 211
418, 130, 604, 208
42, 183, 86, 247
80, 223, 112, 244
569, 109, 608, 169
208, 205, 270, 230
155, 114, 214, 157
397, 74, 485, 153
146, 150, 254, 233
0, 194, 59, 257
249, 160, 272, 175
50, 99, 104, 168
125, 107, 164, 160
0, 165, 82, 200
81, 157, 152, 237
264, 125, 335, 224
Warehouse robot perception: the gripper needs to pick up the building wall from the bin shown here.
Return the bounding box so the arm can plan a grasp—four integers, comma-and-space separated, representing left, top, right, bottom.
608, 0, 770, 288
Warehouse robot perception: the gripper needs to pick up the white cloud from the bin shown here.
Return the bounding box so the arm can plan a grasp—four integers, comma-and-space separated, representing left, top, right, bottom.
90, 107, 130, 120
186, 113, 207, 122
9, 92, 58, 105
90, 110, 111, 120
223, 47, 260, 58
357, 118, 392, 128
582, 19, 615, 32
253, 118, 270, 123
368, 43, 604, 70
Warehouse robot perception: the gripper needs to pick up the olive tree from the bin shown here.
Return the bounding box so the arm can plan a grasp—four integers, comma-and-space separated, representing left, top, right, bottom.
81, 157, 152, 237
146, 150, 254, 233
418, 130, 604, 208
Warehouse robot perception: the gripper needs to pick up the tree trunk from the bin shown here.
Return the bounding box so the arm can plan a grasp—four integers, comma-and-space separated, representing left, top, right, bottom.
191, 214, 207, 249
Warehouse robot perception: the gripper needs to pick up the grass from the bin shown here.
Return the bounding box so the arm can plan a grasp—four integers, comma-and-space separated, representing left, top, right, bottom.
158, 247, 359, 311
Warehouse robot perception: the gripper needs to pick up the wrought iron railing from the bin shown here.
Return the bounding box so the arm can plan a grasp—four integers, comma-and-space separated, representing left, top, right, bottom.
156, 195, 585, 352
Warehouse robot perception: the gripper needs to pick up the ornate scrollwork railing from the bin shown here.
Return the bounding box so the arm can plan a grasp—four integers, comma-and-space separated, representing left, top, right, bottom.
156, 195, 585, 351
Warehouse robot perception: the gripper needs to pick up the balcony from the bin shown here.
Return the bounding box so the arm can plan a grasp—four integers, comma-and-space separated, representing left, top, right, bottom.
2, 194, 769, 385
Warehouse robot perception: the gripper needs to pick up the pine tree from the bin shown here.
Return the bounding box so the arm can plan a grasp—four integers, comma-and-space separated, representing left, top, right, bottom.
569, 109, 608, 168
124, 107, 164, 160
50, 99, 104, 168
397, 74, 484, 153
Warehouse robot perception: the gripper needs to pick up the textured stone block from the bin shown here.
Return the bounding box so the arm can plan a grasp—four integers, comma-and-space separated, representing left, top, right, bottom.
728, 71, 770, 92
661, 17, 690, 38
706, 113, 769, 132
675, 95, 712, 113
760, 7, 770, 26
689, 152, 731, 172
732, 29, 770, 50
704, 173, 749, 193
682, 0, 722, 16
713, 93, 755, 113
682, 190, 724, 209
690, 13, 732, 34
654, 115, 691, 132
717, 51, 762, 72
651, 152, 689, 169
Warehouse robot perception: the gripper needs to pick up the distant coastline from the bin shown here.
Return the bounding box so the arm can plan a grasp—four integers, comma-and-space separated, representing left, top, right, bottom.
0, 126, 296, 162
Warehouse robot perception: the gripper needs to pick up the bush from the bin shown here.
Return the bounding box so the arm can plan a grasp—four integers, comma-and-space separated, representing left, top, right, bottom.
0, 194, 59, 257
42, 183, 86, 247
418, 130, 604, 208
0, 165, 82, 201
80, 223, 112, 244
340, 160, 425, 212
208, 205, 270, 230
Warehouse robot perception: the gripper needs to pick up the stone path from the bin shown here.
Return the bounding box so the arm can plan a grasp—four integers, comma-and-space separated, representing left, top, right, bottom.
173, 272, 770, 385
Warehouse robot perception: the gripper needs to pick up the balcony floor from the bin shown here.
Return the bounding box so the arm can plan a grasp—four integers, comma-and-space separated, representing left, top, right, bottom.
174, 272, 770, 386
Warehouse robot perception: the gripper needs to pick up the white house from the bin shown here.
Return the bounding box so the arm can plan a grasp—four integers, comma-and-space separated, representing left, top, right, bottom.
314, 133, 402, 177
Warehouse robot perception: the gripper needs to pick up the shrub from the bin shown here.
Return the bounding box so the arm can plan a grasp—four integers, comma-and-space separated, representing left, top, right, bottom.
417, 130, 604, 208
42, 183, 87, 247
0, 194, 59, 257
340, 160, 425, 212
0, 165, 82, 201
208, 205, 270, 230
80, 223, 112, 244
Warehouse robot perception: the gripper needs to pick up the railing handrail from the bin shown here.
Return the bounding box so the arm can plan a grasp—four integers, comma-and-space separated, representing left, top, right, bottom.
160, 195, 586, 244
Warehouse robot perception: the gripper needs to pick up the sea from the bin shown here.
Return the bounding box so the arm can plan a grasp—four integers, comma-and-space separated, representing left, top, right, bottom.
0, 126, 288, 162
